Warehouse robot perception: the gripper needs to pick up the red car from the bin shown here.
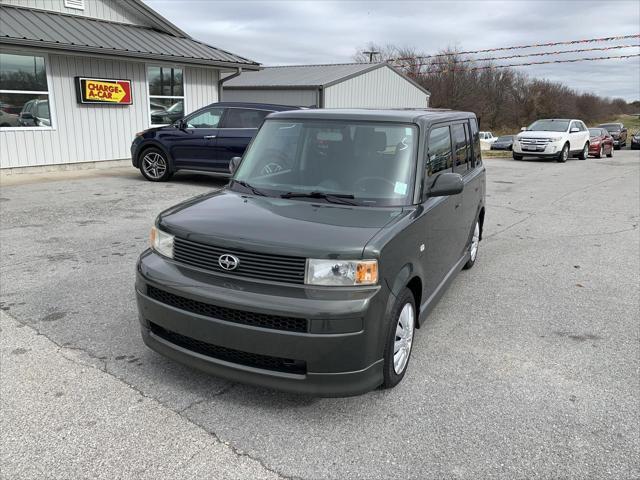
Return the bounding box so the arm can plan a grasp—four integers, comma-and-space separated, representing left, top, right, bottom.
588, 128, 614, 158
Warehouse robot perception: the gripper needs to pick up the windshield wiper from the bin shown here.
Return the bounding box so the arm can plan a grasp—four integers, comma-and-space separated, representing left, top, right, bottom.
280, 191, 358, 205
231, 179, 267, 196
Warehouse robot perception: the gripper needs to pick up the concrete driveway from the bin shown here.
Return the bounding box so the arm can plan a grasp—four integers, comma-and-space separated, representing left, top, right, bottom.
2, 151, 639, 479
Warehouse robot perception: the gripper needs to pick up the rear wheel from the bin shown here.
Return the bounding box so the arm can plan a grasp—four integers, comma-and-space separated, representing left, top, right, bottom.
463, 220, 480, 270
140, 148, 173, 182
381, 288, 416, 389
557, 143, 569, 163
578, 143, 589, 160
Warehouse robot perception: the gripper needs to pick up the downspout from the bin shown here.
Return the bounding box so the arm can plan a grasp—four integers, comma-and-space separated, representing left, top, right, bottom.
318, 86, 324, 108
217, 67, 242, 101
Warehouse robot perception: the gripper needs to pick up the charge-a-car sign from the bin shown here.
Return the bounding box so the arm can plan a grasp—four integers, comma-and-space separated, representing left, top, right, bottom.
75, 77, 132, 105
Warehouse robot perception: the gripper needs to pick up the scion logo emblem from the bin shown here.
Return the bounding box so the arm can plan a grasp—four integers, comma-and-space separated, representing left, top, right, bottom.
218, 254, 240, 271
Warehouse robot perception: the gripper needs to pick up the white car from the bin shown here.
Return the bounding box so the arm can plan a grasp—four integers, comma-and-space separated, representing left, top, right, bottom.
479, 131, 497, 150
513, 119, 590, 162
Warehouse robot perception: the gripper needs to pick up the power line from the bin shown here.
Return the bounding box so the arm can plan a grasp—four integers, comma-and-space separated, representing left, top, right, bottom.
390, 33, 640, 62
404, 53, 640, 74
394, 44, 640, 67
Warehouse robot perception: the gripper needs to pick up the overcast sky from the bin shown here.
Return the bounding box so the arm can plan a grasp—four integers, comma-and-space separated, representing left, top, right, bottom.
145, 0, 640, 101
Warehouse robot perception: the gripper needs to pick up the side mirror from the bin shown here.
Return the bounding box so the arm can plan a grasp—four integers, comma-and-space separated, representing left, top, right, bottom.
570, 127, 579, 133
175, 119, 186, 130
426, 172, 464, 198
20, 112, 34, 120
520, 127, 527, 131
229, 156, 242, 174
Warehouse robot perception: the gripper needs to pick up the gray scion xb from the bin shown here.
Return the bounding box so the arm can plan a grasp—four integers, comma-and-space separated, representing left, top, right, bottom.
136, 108, 486, 396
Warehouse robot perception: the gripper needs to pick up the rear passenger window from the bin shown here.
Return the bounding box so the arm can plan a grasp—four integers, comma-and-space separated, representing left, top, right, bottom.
470, 118, 481, 165
223, 108, 270, 129
427, 126, 452, 176
451, 123, 469, 172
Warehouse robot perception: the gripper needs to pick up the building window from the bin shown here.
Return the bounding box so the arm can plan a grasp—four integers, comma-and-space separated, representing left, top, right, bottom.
0, 52, 52, 128
148, 66, 184, 126
64, 0, 85, 10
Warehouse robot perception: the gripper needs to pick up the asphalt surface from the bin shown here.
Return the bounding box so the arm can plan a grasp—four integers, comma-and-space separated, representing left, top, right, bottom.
1, 150, 639, 479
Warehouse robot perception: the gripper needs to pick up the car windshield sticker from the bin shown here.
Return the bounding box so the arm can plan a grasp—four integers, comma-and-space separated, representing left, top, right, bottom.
394, 182, 408, 195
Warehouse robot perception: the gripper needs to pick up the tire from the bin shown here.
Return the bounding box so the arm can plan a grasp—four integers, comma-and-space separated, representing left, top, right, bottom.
578, 142, 589, 160
606, 146, 613, 158
595, 145, 603, 159
139, 147, 173, 182
557, 143, 569, 163
513, 153, 523, 160
463, 220, 480, 270
381, 288, 416, 390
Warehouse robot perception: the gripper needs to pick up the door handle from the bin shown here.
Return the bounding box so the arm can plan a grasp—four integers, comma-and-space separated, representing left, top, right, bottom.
204, 135, 217, 139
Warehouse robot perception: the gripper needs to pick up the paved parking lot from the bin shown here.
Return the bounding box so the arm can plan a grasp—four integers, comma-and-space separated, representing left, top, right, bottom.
2, 150, 639, 479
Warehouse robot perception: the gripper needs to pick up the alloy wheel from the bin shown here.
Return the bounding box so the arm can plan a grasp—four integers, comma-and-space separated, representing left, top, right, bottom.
393, 303, 415, 374
142, 152, 167, 180
470, 221, 480, 261
562, 145, 569, 162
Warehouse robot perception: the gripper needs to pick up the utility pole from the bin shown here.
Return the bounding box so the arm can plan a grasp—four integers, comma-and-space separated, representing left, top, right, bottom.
362, 50, 380, 63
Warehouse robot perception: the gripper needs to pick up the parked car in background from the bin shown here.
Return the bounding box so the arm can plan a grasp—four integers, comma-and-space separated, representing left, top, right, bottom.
631, 131, 640, 150
587, 128, 614, 158
132, 102, 301, 181
136, 108, 486, 395
17, 99, 51, 127
490, 135, 514, 151
513, 119, 590, 162
598, 123, 627, 149
479, 131, 497, 150
0, 107, 19, 127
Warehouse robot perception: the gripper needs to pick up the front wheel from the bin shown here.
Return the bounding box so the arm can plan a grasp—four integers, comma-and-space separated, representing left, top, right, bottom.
381, 289, 416, 390
578, 143, 589, 160
140, 148, 173, 182
557, 143, 569, 163
606, 146, 614, 158
513, 153, 523, 160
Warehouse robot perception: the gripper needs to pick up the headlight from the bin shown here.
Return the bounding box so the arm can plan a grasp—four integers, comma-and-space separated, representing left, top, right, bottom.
547, 136, 562, 142
150, 226, 174, 258
305, 259, 378, 286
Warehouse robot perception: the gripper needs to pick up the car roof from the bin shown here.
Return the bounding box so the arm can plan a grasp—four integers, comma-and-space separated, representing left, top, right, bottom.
209, 102, 303, 111
266, 108, 475, 126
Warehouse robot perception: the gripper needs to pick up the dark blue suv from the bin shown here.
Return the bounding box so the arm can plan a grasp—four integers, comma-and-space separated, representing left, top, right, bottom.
131, 102, 300, 181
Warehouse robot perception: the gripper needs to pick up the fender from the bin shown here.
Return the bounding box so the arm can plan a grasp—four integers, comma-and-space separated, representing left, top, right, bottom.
134, 140, 175, 171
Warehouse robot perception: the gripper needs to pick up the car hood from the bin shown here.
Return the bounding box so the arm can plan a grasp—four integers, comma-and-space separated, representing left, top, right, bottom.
518, 131, 567, 138
158, 189, 405, 259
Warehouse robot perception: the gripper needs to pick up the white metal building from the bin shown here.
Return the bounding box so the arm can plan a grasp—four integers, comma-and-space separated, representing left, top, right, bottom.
0, 0, 259, 171
223, 63, 431, 109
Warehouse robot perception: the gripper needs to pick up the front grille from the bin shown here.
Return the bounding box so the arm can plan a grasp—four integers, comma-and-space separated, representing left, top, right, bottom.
147, 286, 308, 333
520, 137, 552, 146
173, 237, 307, 285
149, 322, 306, 374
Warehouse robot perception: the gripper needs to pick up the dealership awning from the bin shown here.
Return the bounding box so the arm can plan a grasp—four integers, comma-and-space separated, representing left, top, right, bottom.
0, 4, 260, 70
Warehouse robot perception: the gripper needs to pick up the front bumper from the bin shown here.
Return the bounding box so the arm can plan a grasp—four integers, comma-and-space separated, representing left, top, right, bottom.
513, 140, 564, 157
135, 250, 389, 396
588, 143, 601, 154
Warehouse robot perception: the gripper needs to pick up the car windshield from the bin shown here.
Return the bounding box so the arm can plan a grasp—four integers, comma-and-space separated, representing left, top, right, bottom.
496, 135, 513, 141
588, 128, 603, 136
232, 119, 418, 207
600, 124, 621, 132
527, 120, 569, 132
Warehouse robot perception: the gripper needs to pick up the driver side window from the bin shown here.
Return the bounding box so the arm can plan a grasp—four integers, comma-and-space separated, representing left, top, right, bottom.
186, 107, 224, 129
